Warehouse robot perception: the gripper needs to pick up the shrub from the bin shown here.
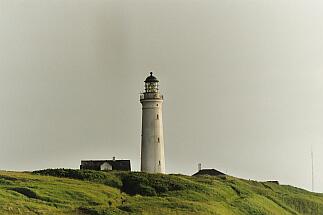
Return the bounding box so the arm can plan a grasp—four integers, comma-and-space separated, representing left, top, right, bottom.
120, 174, 156, 196
0, 178, 14, 185
117, 205, 135, 212
33, 169, 122, 188
119, 172, 202, 196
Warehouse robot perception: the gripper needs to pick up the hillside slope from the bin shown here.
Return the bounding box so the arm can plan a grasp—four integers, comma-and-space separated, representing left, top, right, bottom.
0, 169, 322, 215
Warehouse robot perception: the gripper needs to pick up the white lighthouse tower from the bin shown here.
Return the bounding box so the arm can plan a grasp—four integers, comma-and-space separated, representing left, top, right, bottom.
140, 72, 165, 173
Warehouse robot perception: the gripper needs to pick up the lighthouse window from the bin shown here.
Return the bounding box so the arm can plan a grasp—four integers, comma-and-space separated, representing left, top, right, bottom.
159, 161, 161, 165
157, 137, 160, 143
157, 114, 159, 119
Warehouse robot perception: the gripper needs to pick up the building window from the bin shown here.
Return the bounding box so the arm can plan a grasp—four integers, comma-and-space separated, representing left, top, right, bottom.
157, 114, 159, 120
157, 137, 160, 143
159, 161, 161, 165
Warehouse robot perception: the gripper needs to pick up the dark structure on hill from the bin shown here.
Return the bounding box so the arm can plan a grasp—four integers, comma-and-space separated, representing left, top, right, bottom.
80, 158, 131, 171
193, 169, 226, 177
266, 180, 279, 185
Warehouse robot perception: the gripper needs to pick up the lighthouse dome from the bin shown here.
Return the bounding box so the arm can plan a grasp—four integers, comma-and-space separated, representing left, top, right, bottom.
145, 72, 159, 83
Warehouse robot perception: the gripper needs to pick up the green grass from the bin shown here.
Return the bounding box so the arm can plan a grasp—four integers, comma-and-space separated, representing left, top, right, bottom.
0, 169, 322, 214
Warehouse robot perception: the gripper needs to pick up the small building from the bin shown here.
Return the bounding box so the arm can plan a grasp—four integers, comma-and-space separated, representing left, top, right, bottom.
80, 158, 131, 171
193, 169, 226, 177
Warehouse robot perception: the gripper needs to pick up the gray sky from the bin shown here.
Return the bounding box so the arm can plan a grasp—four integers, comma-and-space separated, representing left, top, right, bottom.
1, 0, 323, 192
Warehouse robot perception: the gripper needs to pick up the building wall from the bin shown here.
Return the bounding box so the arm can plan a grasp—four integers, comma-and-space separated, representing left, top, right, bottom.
100, 162, 112, 171
140, 98, 165, 173
80, 160, 131, 171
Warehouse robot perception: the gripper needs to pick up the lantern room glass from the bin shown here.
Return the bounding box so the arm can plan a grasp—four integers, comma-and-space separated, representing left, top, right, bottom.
145, 82, 159, 93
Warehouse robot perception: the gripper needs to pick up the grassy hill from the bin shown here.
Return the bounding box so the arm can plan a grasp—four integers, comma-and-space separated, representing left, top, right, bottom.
0, 169, 322, 214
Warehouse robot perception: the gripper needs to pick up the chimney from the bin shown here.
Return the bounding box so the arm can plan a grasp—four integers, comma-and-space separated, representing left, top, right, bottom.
198, 163, 202, 171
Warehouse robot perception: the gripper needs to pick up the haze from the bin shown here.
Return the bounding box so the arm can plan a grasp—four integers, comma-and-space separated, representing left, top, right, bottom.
0, 0, 322, 192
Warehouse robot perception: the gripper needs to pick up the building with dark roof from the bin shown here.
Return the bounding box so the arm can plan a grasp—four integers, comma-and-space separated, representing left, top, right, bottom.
80, 158, 131, 171
193, 169, 226, 177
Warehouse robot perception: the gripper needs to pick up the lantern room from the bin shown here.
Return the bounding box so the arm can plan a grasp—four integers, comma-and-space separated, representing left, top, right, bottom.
144, 72, 159, 93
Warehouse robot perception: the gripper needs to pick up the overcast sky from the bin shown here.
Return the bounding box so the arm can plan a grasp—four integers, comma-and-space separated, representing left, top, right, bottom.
0, 0, 323, 192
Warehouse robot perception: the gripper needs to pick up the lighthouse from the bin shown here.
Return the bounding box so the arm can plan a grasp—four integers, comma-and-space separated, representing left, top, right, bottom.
140, 72, 165, 173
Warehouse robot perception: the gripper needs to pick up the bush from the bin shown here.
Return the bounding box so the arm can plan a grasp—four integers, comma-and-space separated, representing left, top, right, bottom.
117, 205, 136, 213
120, 174, 156, 196
119, 172, 201, 196
0, 178, 14, 185
33, 169, 122, 188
